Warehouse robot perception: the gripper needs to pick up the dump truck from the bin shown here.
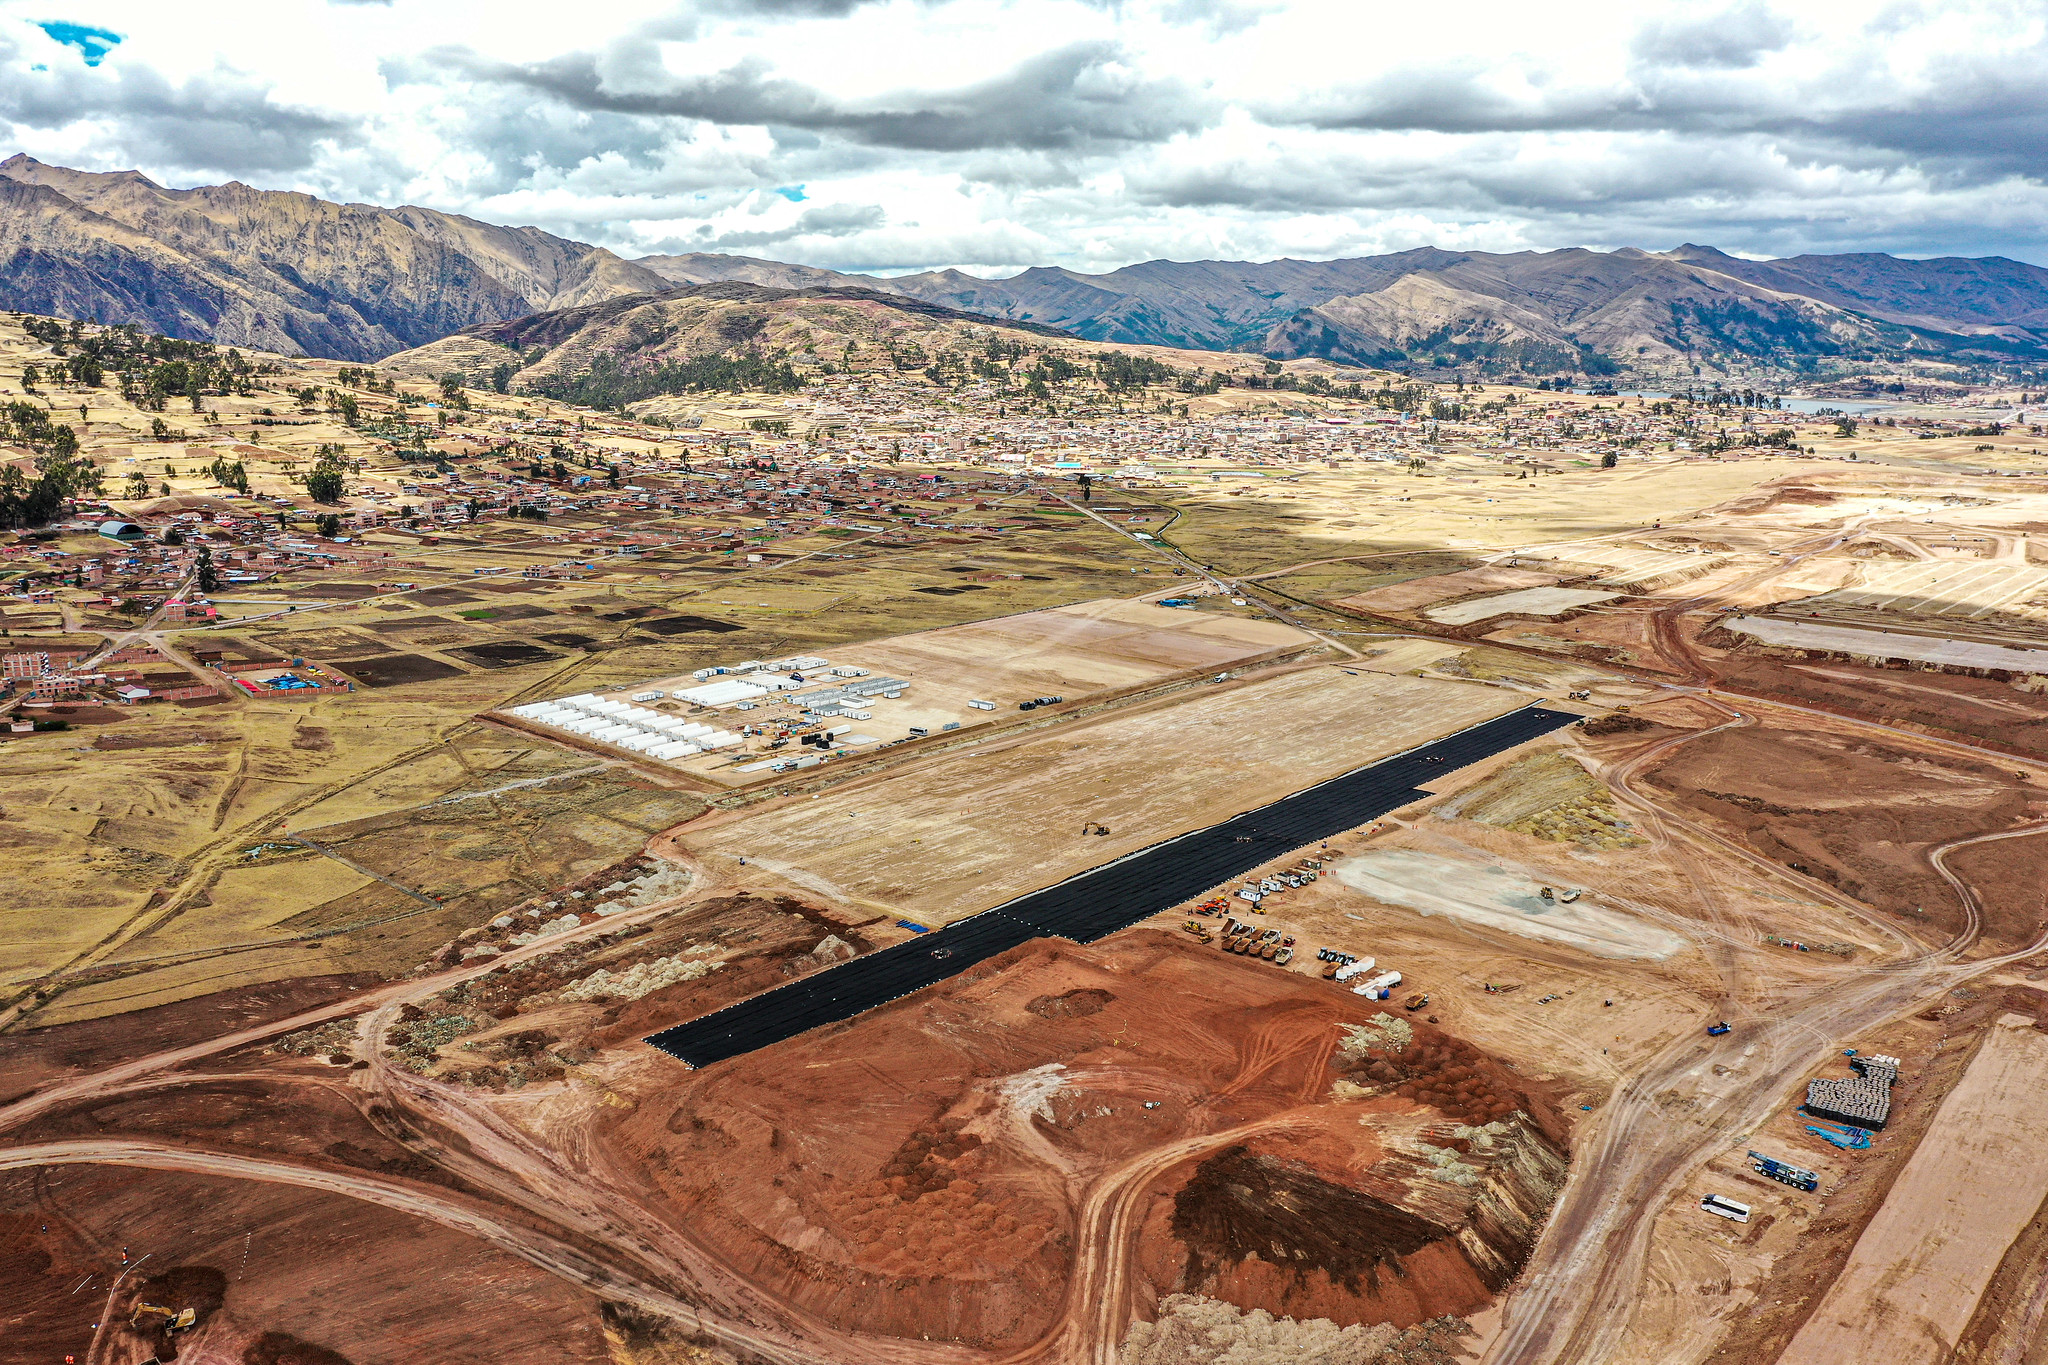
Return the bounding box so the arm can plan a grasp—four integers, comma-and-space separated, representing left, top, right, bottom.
131, 1305, 197, 1332
1403, 991, 1430, 1012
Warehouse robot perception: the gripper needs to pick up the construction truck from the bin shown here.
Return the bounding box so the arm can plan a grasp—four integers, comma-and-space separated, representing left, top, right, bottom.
131, 1304, 197, 1332
1747, 1150, 1820, 1192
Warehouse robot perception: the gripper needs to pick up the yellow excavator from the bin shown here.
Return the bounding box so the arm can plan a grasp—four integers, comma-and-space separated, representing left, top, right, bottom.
130, 1304, 196, 1332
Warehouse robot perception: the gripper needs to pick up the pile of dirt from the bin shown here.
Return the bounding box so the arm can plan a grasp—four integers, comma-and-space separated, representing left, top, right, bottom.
1578, 712, 1656, 736
410, 892, 870, 1086
1331, 1017, 1539, 1129
242, 1333, 354, 1365
1026, 987, 1114, 1018
1121, 1295, 1474, 1365
813, 1115, 1056, 1280
1173, 1145, 1442, 1292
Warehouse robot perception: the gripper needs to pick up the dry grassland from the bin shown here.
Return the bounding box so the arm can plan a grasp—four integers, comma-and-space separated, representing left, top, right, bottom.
1157, 456, 1850, 572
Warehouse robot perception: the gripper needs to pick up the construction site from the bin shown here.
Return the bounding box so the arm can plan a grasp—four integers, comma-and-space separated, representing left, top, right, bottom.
9, 307, 2048, 1365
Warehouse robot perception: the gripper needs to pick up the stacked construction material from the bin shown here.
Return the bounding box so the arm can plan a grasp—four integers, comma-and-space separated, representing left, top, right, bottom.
1803, 1053, 1901, 1131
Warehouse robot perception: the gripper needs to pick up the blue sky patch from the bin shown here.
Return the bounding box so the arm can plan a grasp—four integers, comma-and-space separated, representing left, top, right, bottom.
38, 21, 123, 66
773, 185, 807, 203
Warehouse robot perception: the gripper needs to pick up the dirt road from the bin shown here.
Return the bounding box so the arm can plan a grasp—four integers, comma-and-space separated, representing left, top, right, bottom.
1483, 838, 2048, 1365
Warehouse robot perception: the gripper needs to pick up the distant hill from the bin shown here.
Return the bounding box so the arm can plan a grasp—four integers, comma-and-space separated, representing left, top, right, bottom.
0, 155, 669, 361
380, 280, 1102, 412
866, 247, 2048, 373
6, 156, 2048, 373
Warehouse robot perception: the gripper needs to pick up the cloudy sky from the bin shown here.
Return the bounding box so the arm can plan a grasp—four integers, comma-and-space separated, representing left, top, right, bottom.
4, 0, 2046, 274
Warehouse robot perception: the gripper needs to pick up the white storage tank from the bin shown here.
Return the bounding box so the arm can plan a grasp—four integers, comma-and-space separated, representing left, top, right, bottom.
1332, 958, 1376, 982
1353, 971, 1401, 995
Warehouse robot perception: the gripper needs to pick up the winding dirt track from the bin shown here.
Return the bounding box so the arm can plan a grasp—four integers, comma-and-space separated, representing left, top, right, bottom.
1483, 742, 2048, 1365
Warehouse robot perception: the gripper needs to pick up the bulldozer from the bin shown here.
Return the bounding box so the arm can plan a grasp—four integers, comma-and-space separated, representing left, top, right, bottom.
131, 1304, 197, 1332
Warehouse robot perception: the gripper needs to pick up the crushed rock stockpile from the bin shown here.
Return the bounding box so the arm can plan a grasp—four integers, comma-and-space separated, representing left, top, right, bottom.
1333, 850, 1688, 959
1439, 751, 1645, 849
1121, 1295, 1476, 1365
559, 948, 723, 1002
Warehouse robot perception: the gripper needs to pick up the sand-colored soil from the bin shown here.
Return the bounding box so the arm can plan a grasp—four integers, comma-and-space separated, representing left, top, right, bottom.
1779, 1014, 2048, 1365
1791, 558, 2048, 619
1426, 588, 1621, 624
687, 667, 1520, 925
1332, 850, 1689, 960
1724, 614, 2048, 672
1335, 567, 1557, 614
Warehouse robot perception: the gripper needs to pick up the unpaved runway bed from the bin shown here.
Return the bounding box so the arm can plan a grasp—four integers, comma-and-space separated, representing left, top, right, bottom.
692, 668, 1525, 926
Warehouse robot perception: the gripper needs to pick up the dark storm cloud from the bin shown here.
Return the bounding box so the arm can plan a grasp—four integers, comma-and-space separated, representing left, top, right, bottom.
0, 34, 355, 175
432, 40, 1213, 152
1276, 33, 2048, 195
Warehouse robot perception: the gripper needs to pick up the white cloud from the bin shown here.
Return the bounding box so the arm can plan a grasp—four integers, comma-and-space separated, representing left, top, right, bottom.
1, 0, 2045, 270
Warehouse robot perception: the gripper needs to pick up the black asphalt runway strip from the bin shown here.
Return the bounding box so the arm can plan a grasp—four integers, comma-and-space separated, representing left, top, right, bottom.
648, 705, 1579, 1067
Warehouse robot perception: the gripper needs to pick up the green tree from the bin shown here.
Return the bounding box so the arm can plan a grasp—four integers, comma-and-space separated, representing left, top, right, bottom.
163, 525, 185, 546
306, 464, 345, 503
315, 512, 343, 537
194, 546, 220, 593
490, 363, 514, 394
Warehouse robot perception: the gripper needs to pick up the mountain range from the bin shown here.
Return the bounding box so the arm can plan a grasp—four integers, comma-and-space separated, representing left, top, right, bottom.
6, 154, 2048, 374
